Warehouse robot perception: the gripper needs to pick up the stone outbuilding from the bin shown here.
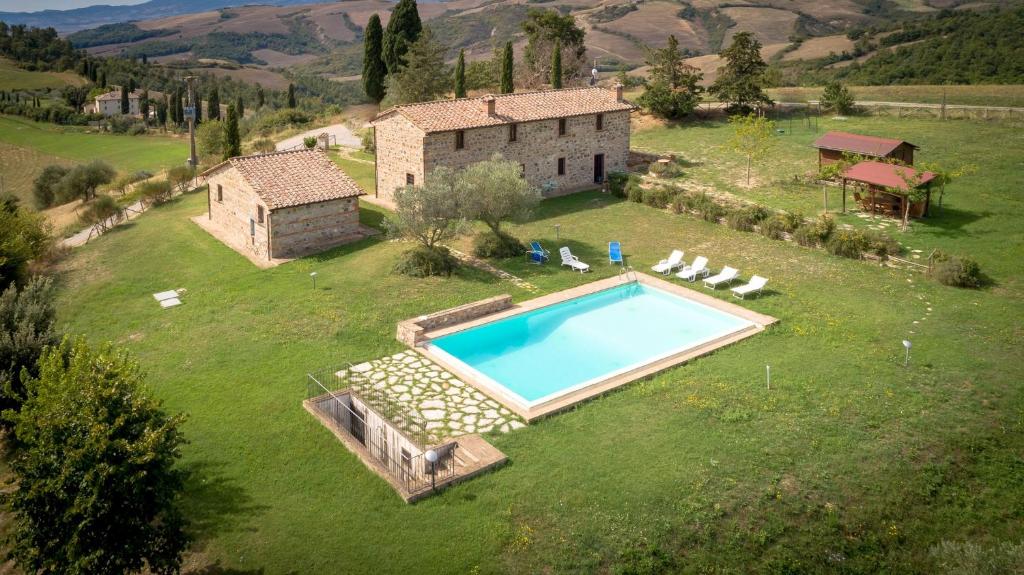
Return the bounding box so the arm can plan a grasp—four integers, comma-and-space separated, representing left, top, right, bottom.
371, 85, 635, 203
91, 88, 143, 117
813, 131, 918, 168
200, 149, 366, 263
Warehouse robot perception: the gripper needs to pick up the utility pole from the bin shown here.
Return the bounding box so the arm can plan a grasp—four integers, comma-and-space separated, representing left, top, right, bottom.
184, 76, 198, 174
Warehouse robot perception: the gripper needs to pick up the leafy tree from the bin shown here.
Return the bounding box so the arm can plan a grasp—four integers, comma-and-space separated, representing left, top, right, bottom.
61, 85, 87, 112
638, 35, 703, 119
727, 114, 776, 186
821, 81, 855, 115
57, 161, 116, 203
6, 337, 190, 575
459, 154, 542, 251
383, 0, 423, 73
362, 14, 387, 104
287, 83, 296, 108
167, 165, 194, 193
223, 104, 241, 159
500, 41, 514, 94
0, 202, 51, 290
32, 165, 68, 208
454, 48, 467, 98
120, 84, 129, 114
710, 32, 773, 114
383, 29, 450, 106
78, 195, 121, 227
255, 84, 265, 109
391, 166, 468, 249
207, 86, 221, 121
0, 277, 59, 430
550, 39, 562, 89
522, 8, 586, 88
196, 119, 225, 161
156, 96, 168, 127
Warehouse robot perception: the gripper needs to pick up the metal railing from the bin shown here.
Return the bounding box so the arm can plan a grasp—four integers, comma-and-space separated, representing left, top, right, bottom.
306, 369, 458, 495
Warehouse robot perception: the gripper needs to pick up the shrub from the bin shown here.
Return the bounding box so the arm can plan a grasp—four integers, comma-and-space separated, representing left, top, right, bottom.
826, 229, 868, 259
642, 187, 674, 209
472, 230, 526, 258
248, 138, 276, 155
0, 277, 61, 426
78, 195, 121, 227
648, 159, 684, 179
303, 136, 318, 149
794, 214, 835, 247
627, 180, 645, 203
694, 193, 727, 222
166, 166, 194, 193
607, 171, 630, 198
728, 206, 769, 232
759, 213, 790, 239
127, 123, 147, 136
862, 230, 901, 260
932, 252, 982, 288
359, 128, 375, 153
251, 109, 311, 135
394, 245, 458, 277
138, 180, 173, 204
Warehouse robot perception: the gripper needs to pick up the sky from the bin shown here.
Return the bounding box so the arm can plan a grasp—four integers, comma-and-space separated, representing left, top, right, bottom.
0, 0, 145, 11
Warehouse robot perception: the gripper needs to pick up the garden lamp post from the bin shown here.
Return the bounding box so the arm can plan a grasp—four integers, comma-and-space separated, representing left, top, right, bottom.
554, 224, 560, 241
425, 449, 438, 491
902, 339, 912, 367
310, 271, 318, 290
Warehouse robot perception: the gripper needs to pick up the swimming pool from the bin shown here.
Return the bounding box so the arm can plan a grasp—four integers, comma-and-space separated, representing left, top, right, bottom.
426, 281, 759, 414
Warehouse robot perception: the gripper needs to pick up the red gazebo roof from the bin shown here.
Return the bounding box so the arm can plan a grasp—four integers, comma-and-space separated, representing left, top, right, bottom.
813, 131, 918, 157
843, 161, 936, 192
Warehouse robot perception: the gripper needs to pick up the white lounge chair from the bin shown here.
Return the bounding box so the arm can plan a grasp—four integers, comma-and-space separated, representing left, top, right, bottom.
731, 275, 768, 299
676, 256, 709, 282
559, 247, 590, 273
651, 250, 684, 275
703, 266, 739, 289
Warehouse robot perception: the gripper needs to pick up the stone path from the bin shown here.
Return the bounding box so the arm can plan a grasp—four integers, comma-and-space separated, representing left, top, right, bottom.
447, 247, 539, 292
276, 122, 361, 151
338, 351, 524, 443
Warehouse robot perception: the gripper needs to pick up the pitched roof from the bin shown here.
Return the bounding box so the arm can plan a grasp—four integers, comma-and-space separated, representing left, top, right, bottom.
842, 161, 936, 192
812, 131, 917, 157
201, 149, 364, 209
96, 88, 144, 101
372, 87, 635, 133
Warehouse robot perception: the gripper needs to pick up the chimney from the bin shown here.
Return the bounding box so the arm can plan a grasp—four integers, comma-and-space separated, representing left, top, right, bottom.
613, 82, 624, 102
482, 95, 496, 116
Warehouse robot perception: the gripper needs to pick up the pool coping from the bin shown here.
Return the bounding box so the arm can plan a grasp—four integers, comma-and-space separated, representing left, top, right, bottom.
413, 272, 778, 422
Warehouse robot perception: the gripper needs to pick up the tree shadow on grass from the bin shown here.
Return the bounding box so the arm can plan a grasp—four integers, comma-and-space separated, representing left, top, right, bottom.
918, 206, 992, 238
527, 190, 625, 224
185, 562, 271, 575
180, 460, 268, 544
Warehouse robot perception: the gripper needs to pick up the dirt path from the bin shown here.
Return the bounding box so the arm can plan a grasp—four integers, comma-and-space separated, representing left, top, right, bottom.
276, 123, 361, 151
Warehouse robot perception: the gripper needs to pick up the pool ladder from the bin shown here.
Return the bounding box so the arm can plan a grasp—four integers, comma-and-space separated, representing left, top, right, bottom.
618, 265, 638, 283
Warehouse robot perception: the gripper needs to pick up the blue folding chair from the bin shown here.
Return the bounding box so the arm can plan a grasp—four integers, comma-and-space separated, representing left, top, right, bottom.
528, 241, 550, 265
609, 241, 623, 265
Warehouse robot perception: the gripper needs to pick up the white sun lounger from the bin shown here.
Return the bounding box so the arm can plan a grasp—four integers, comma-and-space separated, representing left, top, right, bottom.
651, 250, 685, 275
559, 247, 590, 273
703, 266, 739, 289
676, 256, 710, 282
731, 275, 768, 299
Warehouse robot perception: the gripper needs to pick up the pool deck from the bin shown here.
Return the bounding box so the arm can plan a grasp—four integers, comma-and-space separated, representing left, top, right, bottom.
414, 272, 778, 422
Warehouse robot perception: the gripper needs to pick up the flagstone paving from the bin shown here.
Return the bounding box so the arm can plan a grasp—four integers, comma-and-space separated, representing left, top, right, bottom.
336, 351, 524, 443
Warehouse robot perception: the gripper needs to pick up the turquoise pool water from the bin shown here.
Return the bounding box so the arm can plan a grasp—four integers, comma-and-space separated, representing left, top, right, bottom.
428, 283, 753, 406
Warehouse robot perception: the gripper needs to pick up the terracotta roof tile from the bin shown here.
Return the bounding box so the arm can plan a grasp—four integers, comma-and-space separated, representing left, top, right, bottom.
812, 131, 917, 157
373, 87, 635, 133
96, 89, 145, 101
202, 149, 364, 209
843, 161, 935, 191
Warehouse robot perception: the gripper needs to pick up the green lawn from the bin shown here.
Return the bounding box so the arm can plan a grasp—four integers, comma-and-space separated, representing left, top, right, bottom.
766, 85, 1024, 107
0, 58, 87, 91
329, 151, 376, 196
51, 111, 1024, 573
0, 115, 191, 176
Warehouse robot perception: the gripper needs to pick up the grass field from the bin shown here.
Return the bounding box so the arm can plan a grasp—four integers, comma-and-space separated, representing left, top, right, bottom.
0, 58, 87, 91
49, 113, 1024, 572
0, 115, 191, 203
767, 85, 1024, 107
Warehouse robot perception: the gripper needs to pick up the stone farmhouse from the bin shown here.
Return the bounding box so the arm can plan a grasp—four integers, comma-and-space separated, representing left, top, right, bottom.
90, 88, 143, 117
200, 149, 365, 263
371, 85, 635, 202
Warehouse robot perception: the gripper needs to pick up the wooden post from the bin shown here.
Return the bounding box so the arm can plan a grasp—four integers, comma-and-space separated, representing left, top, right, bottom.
842, 179, 847, 213
870, 188, 876, 217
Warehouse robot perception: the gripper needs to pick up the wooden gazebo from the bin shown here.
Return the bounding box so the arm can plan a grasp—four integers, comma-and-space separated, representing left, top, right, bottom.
813, 131, 918, 169
841, 161, 936, 218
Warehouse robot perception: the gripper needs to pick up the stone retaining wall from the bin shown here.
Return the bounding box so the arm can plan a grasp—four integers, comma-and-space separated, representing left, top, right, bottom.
397, 295, 513, 346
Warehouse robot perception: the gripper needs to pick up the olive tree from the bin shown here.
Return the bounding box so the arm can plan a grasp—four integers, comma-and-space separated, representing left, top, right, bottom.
390, 167, 468, 276
459, 154, 542, 258
0, 276, 60, 427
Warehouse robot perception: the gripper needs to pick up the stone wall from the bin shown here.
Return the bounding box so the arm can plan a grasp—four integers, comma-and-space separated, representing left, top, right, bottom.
374, 114, 425, 201
270, 197, 361, 258
374, 110, 631, 202
397, 294, 513, 346
207, 168, 271, 260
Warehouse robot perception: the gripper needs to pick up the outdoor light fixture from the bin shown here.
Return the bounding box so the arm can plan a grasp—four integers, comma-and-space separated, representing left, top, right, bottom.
425, 449, 439, 491
902, 339, 912, 367
310, 271, 318, 289
555, 224, 561, 241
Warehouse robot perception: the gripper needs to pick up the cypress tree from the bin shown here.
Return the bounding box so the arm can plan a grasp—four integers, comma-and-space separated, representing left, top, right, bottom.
98, 70, 106, 88
141, 53, 147, 65
194, 89, 202, 125
119, 85, 129, 114
174, 88, 183, 126
362, 13, 387, 104
454, 49, 466, 98
383, 0, 422, 73
140, 89, 149, 120
207, 87, 220, 121
235, 96, 244, 119
500, 41, 514, 94
223, 104, 241, 159
255, 85, 264, 109
550, 39, 562, 89
287, 83, 296, 108
128, 77, 136, 93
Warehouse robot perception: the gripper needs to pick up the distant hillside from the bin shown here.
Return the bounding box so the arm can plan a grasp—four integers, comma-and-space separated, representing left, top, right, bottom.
0, 0, 330, 33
